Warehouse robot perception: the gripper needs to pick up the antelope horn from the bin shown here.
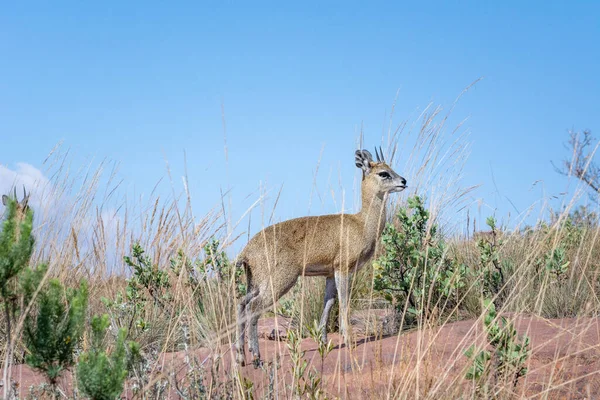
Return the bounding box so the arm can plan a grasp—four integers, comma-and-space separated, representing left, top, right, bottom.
379, 146, 385, 162
374, 147, 381, 162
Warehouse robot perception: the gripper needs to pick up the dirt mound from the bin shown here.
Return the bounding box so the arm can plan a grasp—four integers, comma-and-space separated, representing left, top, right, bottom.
9, 315, 600, 399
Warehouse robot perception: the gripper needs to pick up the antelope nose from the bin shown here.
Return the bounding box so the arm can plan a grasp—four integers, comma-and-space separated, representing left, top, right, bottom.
400, 177, 407, 186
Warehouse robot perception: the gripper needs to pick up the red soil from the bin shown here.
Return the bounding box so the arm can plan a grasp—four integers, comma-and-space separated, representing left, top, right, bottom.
8, 315, 600, 399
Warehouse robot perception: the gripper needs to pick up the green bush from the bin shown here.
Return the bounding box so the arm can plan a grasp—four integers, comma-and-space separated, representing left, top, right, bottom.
1, 193, 36, 399
543, 246, 570, 282
24, 279, 88, 386
2, 194, 90, 396
465, 299, 529, 395
102, 242, 172, 336
77, 314, 140, 400
373, 196, 468, 325
0, 195, 34, 296
123, 242, 172, 312
476, 217, 513, 306
286, 328, 324, 399
202, 237, 246, 297
104, 239, 244, 349
0, 195, 35, 373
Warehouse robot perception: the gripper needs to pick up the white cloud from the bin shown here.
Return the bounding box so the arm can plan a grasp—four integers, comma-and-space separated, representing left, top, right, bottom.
0, 161, 217, 276
0, 162, 66, 235
0, 162, 52, 206
0, 162, 123, 274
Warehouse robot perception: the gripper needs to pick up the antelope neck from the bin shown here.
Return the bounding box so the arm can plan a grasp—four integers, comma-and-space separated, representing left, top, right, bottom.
356, 182, 387, 238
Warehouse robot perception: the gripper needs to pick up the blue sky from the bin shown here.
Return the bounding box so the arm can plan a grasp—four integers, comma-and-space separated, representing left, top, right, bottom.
1, 1, 599, 247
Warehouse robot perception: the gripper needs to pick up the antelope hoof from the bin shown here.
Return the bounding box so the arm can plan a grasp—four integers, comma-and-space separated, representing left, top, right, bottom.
252, 356, 263, 369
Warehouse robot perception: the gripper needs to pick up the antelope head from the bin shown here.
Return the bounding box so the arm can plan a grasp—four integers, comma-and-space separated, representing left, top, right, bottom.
355, 147, 407, 196
2, 186, 31, 215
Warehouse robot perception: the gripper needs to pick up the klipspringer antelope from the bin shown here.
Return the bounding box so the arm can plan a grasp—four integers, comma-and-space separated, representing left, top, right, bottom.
235, 148, 406, 366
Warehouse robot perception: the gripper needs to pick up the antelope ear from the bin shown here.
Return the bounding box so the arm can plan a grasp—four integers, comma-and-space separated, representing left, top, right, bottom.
2, 195, 8, 206
355, 149, 373, 175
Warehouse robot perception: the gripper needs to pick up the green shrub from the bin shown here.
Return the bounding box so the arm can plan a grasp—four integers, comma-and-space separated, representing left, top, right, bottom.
123, 242, 172, 312
0, 195, 34, 296
0, 194, 35, 389
202, 237, 245, 297
24, 279, 88, 387
543, 246, 570, 282
286, 328, 324, 399
102, 242, 172, 336
476, 217, 513, 306
104, 239, 243, 348
465, 299, 529, 395
373, 196, 468, 325
77, 314, 140, 400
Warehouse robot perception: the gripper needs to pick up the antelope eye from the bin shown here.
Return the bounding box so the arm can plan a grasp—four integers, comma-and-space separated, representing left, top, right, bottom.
378, 171, 390, 179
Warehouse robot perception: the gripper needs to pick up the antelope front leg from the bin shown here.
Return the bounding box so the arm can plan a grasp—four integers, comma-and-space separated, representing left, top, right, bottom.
334, 270, 353, 348
318, 277, 337, 344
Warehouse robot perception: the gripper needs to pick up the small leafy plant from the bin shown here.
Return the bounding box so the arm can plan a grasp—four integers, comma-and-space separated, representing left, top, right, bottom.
202, 238, 246, 297
374, 196, 468, 325
307, 319, 334, 391
465, 299, 530, 395
24, 278, 88, 392
76, 314, 140, 400
123, 243, 172, 312
0, 193, 34, 395
543, 246, 570, 283
286, 329, 325, 399
476, 217, 513, 306
102, 243, 172, 336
